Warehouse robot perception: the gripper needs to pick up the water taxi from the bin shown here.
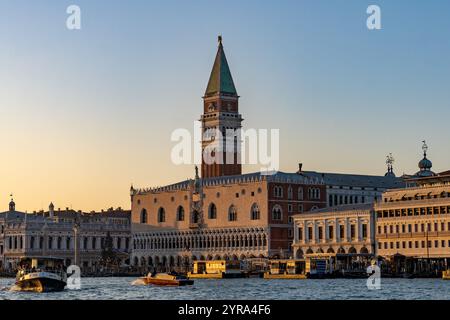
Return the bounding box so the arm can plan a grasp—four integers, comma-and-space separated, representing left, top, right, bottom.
263, 259, 307, 279
188, 260, 246, 279
443, 270, 450, 280
137, 273, 194, 286
15, 257, 67, 293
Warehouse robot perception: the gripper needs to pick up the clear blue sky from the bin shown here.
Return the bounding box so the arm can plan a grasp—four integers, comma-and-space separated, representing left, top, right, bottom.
0, 0, 449, 210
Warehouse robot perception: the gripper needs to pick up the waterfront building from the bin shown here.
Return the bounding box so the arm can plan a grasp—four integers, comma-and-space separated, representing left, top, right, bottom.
291, 203, 376, 258
375, 142, 450, 266
0, 199, 131, 272
131, 170, 327, 269
292, 143, 450, 274
130, 37, 403, 271
375, 172, 450, 260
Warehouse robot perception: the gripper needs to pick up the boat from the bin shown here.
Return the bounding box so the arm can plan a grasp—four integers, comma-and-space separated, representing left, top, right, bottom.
138, 273, 194, 286
443, 270, 450, 280
188, 260, 246, 279
15, 257, 67, 293
263, 259, 307, 279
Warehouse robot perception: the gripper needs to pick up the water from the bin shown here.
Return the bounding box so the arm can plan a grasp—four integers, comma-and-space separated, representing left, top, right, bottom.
0, 277, 449, 300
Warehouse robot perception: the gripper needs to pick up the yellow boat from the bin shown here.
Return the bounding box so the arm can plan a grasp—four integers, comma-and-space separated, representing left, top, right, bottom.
443, 270, 450, 280
188, 260, 246, 279
263, 259, 307, 279
137, 273, 194, 286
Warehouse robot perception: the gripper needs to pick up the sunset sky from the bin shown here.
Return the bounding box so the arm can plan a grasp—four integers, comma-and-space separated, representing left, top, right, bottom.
0, 0, 449, 212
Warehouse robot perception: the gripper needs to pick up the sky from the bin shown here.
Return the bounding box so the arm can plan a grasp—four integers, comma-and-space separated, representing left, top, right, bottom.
0, 0, 449, 212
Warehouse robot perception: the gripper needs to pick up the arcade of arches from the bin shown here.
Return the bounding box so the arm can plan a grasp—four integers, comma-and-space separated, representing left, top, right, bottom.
132, 227, 269, 270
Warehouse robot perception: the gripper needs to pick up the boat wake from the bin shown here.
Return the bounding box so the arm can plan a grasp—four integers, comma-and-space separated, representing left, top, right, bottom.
0, 285, 21, 292
131, 278, 146, 286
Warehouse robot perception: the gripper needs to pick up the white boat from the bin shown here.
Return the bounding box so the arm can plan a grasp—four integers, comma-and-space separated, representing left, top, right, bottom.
15, 257, 67, 293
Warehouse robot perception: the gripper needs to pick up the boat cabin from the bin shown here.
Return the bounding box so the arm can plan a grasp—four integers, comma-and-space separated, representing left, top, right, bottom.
268, 259, 306, 275
192, 260, 241, 275
19, 257, 65, 273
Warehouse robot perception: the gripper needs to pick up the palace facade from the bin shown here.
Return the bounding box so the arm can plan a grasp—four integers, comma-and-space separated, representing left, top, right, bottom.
131, 171, 327, 268
0, 200, 131, 272
130, 37, 404, 271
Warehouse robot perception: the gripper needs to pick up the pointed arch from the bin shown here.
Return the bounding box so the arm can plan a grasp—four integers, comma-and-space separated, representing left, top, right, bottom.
158, 207, 166, 223
140, 209, 148, 224
176, 206, 185, 221
272, 204, 282, 220
228, 205, 237, 221
208, 203, 217, 219
250, 203, 260, 220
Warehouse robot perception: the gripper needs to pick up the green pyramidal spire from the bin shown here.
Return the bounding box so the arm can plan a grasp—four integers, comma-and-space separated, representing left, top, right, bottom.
204, 36, 238, 97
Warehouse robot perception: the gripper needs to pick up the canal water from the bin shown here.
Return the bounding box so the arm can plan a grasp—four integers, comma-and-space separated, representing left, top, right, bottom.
0, 277, 449, 300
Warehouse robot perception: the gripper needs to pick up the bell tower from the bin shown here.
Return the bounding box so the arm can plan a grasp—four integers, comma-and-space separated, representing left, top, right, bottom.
201, 36, 242, 178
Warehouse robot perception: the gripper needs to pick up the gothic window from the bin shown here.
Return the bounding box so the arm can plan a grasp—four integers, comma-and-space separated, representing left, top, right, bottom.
228, 205, 237, 221
308, 188, 320, 200
272, 205, 282, 220
57, 237, 62, 250
251, 203, 260, 220
177, 206, 185, 221
298, 187, 304, 200
208, 203, 217, 219
48, 237, 53, 250
66, 237, 71, 250
273, 186, 283, 198
288, 186, 293, 200
158, 208, 166, 223
140, 209, 148, 224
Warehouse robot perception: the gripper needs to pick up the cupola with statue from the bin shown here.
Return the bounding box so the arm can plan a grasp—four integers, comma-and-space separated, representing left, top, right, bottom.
8, 194, 15, 212
415, 141, 436, 177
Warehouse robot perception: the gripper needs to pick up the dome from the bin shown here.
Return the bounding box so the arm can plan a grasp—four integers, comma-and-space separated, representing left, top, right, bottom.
415, 141, 436, 177
418, 157, 432, 170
